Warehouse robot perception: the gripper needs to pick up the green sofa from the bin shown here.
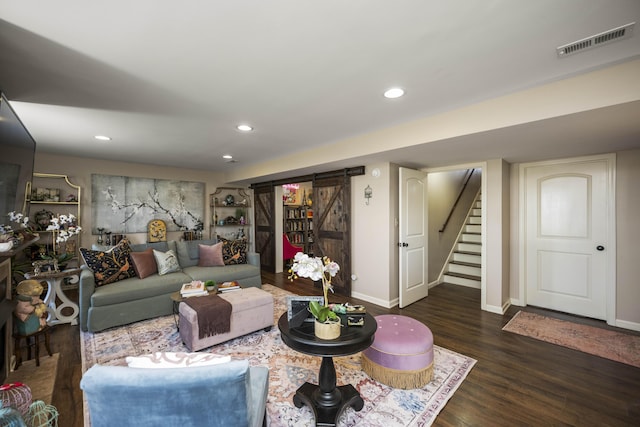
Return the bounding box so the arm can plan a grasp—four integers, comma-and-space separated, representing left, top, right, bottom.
79, 239, 262, 332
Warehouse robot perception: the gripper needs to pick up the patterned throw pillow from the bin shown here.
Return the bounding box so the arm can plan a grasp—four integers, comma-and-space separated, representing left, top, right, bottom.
153, 249, 181, 275
125, 352, 231, 369
217, 236, 247, 265
80, 239, 136, 286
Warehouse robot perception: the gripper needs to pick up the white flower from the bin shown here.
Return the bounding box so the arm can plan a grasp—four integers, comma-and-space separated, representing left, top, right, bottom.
289, 252, 340, 307
46, 213, 81, 243
7, 211, 31, 230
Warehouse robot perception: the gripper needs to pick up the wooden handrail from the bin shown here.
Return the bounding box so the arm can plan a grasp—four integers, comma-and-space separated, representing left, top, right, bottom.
439, 169, 475, 233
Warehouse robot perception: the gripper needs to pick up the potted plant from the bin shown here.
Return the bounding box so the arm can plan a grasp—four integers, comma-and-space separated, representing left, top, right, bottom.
289, 252, 341, 339
308, 300, 341, 339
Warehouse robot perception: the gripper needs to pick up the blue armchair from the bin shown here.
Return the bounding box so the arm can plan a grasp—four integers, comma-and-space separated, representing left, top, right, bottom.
80, 360, 268, 427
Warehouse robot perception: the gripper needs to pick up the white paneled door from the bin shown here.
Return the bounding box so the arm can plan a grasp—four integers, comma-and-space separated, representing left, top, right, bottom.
399, 167, 428, 308
522, 154, 615, 321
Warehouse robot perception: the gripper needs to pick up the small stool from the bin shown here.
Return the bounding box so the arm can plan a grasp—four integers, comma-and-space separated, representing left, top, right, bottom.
362, 315, 434, 389
13, 326, 52, 369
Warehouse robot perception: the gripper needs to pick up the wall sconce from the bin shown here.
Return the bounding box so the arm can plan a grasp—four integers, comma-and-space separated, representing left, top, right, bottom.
364, 185, 373, 205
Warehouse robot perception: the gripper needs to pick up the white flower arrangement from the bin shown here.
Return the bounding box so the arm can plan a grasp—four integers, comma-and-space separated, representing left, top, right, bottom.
289, 252, 340, 308
46, 213, 82, 243
1, 211, 36, 242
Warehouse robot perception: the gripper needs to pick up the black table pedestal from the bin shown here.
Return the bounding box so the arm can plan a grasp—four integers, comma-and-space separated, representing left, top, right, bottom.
292, 356, 364, 426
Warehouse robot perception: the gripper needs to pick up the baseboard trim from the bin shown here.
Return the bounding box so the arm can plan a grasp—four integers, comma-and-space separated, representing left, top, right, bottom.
613, 318, 640, 332
351, 291, 397, 309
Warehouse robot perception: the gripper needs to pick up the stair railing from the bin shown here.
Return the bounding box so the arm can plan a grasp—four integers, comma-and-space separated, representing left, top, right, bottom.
439, 168, 476, 233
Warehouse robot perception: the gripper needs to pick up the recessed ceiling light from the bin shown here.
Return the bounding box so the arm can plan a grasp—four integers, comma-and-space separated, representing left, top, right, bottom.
94, 135, 111, 141
223, 155, 233, 159
383, 88, 405, 99
236, 124, 253, 132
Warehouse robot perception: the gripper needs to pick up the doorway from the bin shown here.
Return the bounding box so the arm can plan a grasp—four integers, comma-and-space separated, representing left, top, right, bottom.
520, 154, 616, 322
251, 167, 363, 297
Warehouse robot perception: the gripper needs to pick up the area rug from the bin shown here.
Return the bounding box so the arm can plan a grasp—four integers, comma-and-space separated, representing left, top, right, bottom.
5, 353, 59, 404
503, 311, 640, 368
81, 284, 476, 426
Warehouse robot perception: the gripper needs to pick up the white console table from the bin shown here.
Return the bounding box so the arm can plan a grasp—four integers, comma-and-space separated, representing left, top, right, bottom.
25, 268, 81, 326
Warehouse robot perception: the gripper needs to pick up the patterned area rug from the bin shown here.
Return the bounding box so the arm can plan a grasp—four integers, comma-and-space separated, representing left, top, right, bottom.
503, 311, 640, 368
81, 284, 476, 426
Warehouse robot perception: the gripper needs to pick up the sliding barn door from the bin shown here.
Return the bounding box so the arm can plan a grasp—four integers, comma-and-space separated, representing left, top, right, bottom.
313, 176, 351, 296
253, 185, 275, 272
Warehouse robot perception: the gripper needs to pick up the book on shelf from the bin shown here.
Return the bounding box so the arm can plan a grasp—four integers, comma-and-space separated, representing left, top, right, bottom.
180, 281, 205, 296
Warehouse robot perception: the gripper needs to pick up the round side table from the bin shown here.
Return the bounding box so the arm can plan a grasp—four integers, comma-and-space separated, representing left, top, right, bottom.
278, 312, 376, 426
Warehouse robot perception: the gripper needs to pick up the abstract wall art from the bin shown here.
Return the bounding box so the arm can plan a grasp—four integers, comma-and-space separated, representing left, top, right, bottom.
91, 174, 204, 234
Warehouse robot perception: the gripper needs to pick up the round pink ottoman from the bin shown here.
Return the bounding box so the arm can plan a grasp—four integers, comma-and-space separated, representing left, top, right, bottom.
361, 315, 434, 389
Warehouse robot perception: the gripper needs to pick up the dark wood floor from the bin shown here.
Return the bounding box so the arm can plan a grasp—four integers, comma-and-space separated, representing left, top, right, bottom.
46, 272, 640, 426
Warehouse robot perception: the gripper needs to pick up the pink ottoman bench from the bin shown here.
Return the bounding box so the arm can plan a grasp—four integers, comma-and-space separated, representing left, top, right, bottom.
179, 287, 274, 351
361, 315, 434, 389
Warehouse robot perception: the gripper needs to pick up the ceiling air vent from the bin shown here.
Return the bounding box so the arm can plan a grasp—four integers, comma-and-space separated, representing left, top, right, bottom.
557, 22, 635, 57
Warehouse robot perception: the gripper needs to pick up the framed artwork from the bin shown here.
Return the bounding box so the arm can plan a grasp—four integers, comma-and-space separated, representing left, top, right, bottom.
286, 295, 324, 326
147, 219, 167, 242
91, 174, 204, 234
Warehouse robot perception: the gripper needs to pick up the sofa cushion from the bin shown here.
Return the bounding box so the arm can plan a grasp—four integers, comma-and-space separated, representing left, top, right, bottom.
130, 248, 158, 279
176, 239, 217, 267
153, 249, 181, 275
90, 270, 192, 307
80, 239, 136, 286
182, 263, 260, 283
217, 236, 248, 265
198, 243, 224, 267
130, 240, 177, 254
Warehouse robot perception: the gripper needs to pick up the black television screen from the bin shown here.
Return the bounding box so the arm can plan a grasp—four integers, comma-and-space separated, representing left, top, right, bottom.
0, 92, 36, 218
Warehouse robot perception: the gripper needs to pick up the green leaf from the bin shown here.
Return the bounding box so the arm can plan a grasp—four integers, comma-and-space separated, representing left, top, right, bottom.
308, 300, 339, 323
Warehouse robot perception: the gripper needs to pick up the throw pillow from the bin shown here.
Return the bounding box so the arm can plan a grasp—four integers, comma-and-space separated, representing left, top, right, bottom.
197, 242, 224, 267
153, 249, 181, 275
80, 239, 136, 286
217, 236, 248, 265
125, 352, 231, 369
130, 248, 158, 279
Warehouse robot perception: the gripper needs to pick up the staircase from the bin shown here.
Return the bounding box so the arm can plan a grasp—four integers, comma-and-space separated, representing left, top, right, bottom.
442, 193, 482, 288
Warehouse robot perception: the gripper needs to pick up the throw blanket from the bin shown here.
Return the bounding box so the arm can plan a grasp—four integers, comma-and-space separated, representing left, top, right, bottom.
184, 295, 232, 339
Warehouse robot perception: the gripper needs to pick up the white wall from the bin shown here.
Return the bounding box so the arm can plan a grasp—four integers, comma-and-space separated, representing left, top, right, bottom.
482, 159, 510, 314
614, 148, 640, 328
351, 163, 396, 307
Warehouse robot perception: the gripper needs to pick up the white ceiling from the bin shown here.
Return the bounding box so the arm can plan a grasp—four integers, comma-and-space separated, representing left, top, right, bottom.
1, 1, 640, 183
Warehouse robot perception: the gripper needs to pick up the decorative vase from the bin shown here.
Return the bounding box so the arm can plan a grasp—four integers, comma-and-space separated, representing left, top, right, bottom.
314, 319, 341, 340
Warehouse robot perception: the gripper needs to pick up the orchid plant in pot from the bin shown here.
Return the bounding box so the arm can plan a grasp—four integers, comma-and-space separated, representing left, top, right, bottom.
46, 213, 82, 263
289, 252, 341, 339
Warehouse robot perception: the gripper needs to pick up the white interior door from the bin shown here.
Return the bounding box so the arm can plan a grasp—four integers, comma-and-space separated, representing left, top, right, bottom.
399, 167, 428, 308
523, 155, 615, 320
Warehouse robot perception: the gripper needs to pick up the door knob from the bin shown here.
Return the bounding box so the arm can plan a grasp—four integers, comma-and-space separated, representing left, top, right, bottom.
397, 242, 409, 247
596, 245, 605, 251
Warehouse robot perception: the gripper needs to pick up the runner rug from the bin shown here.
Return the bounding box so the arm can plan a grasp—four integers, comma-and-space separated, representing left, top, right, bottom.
6, 353, 59, 404
81, 284, 476, 426
503, 310, 640, 368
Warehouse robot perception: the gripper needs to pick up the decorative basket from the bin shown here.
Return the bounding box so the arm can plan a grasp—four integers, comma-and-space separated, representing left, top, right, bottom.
0, 382, 33, 416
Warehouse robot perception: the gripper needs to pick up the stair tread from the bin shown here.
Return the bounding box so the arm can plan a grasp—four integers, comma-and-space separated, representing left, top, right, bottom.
444, 272, 481, 280
455, 250, 482, 256
450, 260, 481, 267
